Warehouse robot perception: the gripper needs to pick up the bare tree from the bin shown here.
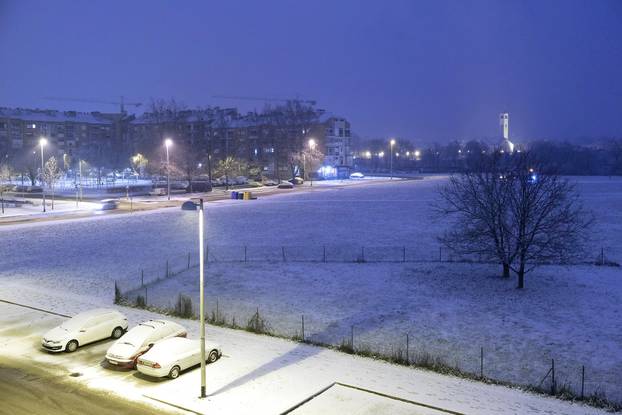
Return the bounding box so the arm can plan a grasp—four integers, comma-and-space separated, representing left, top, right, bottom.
130, 153, 148, 176
0, 162, 13, 185
505, 153, 593, 288
264, 101, 319, 182
43, 156, 62, 210
213, 157, 248, 184
437, 152, 593, 288
437, 153, 515, 277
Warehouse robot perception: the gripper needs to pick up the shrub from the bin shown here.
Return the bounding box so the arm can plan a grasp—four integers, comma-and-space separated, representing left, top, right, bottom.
173, 294, 194, 318
246, 309, 270, 334
135, 295, 146, 308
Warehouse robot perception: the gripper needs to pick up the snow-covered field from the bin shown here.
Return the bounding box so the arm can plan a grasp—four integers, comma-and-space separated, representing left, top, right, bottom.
0, 175, 621, 407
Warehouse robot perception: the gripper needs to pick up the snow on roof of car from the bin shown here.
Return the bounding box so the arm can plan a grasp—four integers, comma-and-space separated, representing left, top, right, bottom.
60, 308, 121, 329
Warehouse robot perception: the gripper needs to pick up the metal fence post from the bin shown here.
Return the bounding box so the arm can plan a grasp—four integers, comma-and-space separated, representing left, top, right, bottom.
282, 246, 286, 262
187, 253, 191, 269
439, 247, 442, 262
581, 365, 585, 399
141, 269, 144, 287
480, 347, 484, 378
301, 315, 305, 342
244, 246, 247, 262
351, 325, 354, 350
166, 259, 169, 278
551, 359, 556, 395
403, 246, 406, 262
406, 334, 409, 364
361, 247, 365, 262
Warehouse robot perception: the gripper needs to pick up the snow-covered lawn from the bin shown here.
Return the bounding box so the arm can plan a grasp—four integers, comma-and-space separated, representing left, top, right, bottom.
0, 175, 621, 409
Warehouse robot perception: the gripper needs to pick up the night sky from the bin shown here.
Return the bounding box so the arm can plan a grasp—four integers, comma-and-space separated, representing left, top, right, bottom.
1, 0, 621, 142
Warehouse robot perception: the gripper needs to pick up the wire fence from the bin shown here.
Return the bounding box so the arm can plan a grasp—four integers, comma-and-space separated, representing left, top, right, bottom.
114, 244, 621, 297
113, 291, 617, 407
111, 243, 621, 407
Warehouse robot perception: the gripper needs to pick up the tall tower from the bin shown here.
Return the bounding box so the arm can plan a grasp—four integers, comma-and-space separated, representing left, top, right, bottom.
500, 112, 509, 140
499, 112, 514, 153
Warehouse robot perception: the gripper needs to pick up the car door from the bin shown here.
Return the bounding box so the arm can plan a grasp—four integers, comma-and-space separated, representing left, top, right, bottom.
91, 314, 111, 342
78, 317, 99, 344
180, 343, 199, 370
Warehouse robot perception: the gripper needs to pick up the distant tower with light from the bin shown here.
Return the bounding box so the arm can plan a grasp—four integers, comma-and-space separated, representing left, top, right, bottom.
499, 112, 514, 153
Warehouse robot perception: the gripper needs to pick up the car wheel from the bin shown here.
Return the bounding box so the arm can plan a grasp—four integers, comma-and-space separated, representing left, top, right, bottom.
168, 365, 181, 379
111, 326, 124, 339
208, 350, 219, 363
65, 340, 79, 353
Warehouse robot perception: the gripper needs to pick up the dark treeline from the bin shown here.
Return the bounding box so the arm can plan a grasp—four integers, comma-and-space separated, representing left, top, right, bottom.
353, 138, 622, 176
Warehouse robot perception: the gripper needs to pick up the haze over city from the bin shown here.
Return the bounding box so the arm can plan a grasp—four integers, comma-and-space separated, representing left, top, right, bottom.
1, 0, 621, 141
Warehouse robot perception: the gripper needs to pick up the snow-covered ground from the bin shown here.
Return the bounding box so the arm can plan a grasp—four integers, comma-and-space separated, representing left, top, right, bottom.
0, 175, 621, 410
130, 261, 622, 402
0, 294, 611, 415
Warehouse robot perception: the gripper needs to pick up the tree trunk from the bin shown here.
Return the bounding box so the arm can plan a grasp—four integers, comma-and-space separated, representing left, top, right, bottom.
517, 262, 525, 289
502, 262, 510, 278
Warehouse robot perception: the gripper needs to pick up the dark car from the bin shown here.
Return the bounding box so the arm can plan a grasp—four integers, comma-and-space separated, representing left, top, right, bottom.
186, 181, 212, 193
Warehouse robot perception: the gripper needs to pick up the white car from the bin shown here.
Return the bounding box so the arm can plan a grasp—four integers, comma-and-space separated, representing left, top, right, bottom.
42, 309, 128, 353
137, 337, 222, 379
105, 320, 187, 368
349, 172, 365, 179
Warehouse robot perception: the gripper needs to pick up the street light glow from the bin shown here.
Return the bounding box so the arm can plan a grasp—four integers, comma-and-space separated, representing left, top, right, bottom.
379, 151, 385, 157
414, 150, 421, 157
165, 138, 173, 147
365, 151, 371, 158
39, 137, 48, 146
390, 139, 396, 146
308, 138, 316, 149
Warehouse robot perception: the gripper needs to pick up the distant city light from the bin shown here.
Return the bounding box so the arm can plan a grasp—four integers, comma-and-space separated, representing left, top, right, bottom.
365, 151, 371, 159
165, 138, 173, 147
414, 150, 421, 157
406, 151, 410, 156
379, 151, 385, 157
308, 138, 316, 149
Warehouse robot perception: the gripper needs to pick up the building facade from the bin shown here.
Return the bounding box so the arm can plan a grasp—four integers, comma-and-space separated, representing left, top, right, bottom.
0, 105, 353, 178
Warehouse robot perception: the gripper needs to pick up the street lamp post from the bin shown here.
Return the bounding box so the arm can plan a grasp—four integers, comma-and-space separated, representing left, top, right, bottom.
79, 160, 83, 200
39, 138, 47, 212
389, 139, 396, 180
165, 139, 173, 201
181, 198, 206, 398
308, 139, 316, 187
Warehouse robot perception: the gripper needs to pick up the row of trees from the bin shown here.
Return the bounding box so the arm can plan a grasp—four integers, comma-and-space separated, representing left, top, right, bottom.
437, 152, 593, 289
354, 138, 622, 176
0, 156, 62, 209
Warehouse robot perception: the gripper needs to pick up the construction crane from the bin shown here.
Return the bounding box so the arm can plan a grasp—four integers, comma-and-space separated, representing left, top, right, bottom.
43, 96, 142, 113
212, 95, 316, 106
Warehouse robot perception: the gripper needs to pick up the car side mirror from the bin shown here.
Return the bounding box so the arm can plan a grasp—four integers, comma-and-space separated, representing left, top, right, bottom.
148, 343, 154, 348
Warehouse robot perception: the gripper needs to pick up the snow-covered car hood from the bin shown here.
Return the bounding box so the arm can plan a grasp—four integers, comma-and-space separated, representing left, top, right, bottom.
106, 341, 140, 359
43, 326, 69, 342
